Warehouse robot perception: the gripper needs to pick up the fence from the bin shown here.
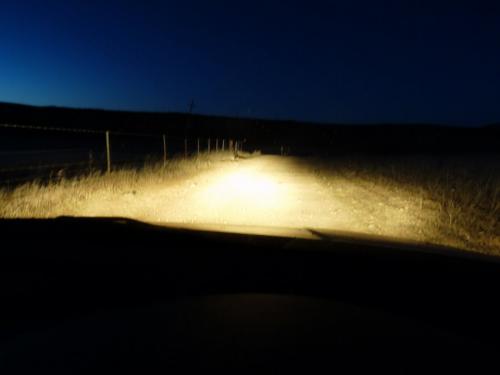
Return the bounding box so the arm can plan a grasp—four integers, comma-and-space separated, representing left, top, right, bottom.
0, 123, 245, 186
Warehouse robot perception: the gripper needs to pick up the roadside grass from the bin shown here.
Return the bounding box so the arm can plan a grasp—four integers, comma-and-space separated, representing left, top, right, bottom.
313, 154, 500, 254
0, 151, 236, 218
0, 150, 497, 255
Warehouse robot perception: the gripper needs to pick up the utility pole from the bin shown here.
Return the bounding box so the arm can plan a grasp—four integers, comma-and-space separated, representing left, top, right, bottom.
184, 99, 195, 158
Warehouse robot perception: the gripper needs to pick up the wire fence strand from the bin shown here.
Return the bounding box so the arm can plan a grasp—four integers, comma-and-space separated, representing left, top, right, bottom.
0, 123, 190, 140
0, 122, 240, 187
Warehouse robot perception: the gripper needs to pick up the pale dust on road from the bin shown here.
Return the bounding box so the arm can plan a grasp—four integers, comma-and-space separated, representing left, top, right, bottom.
78, 155, 437, 244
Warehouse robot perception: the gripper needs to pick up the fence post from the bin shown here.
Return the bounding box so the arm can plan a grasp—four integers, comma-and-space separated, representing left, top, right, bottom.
197, 138, 200, 156
208, 138, 211, 153
162, 134, 167, 167
222, 139, 225, 151
105, 130, 111, 174
184, 138, 188, 158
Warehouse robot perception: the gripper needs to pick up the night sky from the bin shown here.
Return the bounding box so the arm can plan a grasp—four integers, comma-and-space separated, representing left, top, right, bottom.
1, 1, 499, 125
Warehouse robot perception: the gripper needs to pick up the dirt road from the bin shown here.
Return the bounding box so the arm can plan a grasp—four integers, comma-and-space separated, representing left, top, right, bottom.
80, 155, 436, 244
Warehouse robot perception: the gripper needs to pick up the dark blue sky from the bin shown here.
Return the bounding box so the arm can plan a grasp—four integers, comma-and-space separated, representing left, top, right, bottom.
1, 0, 499, 124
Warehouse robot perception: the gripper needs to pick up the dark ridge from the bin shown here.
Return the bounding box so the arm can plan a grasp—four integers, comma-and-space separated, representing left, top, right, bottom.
1, 102, 498, 155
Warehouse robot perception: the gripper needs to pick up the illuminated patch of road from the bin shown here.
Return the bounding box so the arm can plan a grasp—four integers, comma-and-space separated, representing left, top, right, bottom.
190, 165, 294, 227
146, 156, 436, 244
75, 155, 438, 244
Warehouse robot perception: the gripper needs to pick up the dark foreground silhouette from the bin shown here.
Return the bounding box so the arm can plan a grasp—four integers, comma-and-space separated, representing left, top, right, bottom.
1, 217, 500, 372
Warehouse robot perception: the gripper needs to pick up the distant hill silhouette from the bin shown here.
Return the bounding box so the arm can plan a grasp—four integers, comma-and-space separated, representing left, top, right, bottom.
0, 102, 498, 154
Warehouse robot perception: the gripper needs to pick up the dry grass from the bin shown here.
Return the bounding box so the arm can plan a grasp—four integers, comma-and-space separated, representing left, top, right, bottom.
0, 151, 498, 255
312, 154, 500, 254
0, 151, 237, 218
